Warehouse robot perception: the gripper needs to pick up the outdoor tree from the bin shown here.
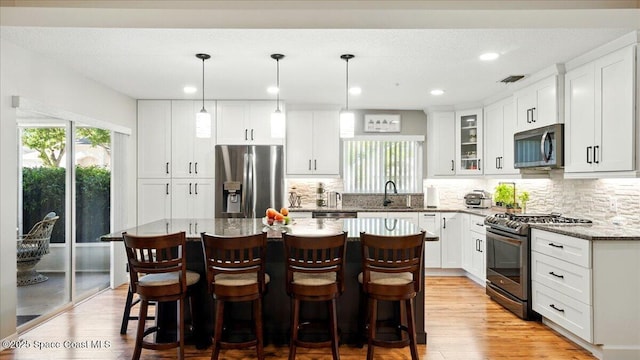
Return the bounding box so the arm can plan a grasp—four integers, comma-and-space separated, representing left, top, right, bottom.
22, 128, 111, 168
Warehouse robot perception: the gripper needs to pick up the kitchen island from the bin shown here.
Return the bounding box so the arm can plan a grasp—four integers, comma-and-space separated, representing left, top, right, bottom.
102, 218, 437, 348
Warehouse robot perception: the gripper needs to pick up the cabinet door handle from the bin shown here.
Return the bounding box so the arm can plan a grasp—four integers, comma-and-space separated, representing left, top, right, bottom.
189, 183, 192, 195
479, 239, 483, 253
586, 146, 592, 164
314, 159, 317, 170
189, 162, 192, 174
478, 159, 481, 171
549, 271, 564, 279
475, 223, 484, 227
442, 217, 447, 229
593, 145, 599, 164
309, 159, 312, 170
194, 162, 198, 174
166, 183, 169, 195
451, 160, 454, 171
475, 239, 479, 252
496, 157, 499, 169
531, 107, 536, 123
549, 304, 565, 313
499, 157, 503, 169
194, 183, 198, 195
166, 162, 169, 174
251, 129, 254, 140
245, 129, 248, 140
189, 223, 192, 234
526, 108, 532, 123
548, 243, 564, 249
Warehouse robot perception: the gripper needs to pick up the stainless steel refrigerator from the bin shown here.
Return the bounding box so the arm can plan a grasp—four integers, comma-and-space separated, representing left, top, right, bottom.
215, 145, 284, 218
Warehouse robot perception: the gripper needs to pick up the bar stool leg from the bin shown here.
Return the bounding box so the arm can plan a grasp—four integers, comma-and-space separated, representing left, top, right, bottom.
212, 300, 225, 360
405, 298, 419, 360
132, 300, 148, 360
328, 298, 340, 360
120, 286, 135, 335
366, 298, 377, 360
289, 298, 300, 360
254, 298, 265, 360
178, 298, 185, 360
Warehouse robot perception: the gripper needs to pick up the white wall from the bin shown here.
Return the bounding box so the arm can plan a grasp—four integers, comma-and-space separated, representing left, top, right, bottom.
0, 38, 137, 342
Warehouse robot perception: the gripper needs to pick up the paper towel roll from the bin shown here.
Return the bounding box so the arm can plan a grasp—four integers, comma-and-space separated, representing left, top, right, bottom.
426, 186, 439, 208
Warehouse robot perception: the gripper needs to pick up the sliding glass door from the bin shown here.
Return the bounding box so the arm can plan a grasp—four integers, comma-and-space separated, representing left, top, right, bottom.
17, 117, 112, 328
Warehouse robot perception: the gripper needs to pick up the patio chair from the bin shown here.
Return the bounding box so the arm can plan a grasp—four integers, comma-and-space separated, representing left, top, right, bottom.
17, 212, 59, 286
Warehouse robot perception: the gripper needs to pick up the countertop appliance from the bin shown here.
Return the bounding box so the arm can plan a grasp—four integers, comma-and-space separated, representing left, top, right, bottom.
464, 190, 492, 208
484, 212, 592, 320
514, 123, 564, 169
215, 145, 284, 218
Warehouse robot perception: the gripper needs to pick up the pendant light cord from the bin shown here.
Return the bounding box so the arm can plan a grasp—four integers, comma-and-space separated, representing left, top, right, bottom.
345, 58, 349, 111
201, 57, 206, 111
276, 58, 280, 111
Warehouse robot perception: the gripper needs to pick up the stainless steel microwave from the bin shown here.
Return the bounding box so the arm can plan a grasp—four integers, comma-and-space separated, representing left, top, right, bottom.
514, 124, 564, 169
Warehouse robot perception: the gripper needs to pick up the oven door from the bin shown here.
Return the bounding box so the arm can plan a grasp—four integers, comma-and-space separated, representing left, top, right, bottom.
486, 227, 528, 300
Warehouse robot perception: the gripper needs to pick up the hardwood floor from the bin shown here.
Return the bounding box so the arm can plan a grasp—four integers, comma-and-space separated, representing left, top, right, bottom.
1, 277, 595, 359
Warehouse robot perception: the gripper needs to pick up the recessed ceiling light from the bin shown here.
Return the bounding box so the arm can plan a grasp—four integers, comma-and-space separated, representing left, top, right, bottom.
183, 86, 197, 94
349, 86, 362, 95
479, 52, 500, 61
430, 89, 445, 96
267, 86, 279, 94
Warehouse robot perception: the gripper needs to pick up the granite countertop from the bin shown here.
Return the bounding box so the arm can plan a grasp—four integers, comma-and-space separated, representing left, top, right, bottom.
530, 223, 640, 241
101, 218, 438, 242
289, 206, 499, 217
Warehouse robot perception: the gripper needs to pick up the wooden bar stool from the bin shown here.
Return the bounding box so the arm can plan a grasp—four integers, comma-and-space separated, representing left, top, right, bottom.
123, 231, 200, 360
283, 232, 347, 360
359, 231, 425, 360
201, 232, 268, 360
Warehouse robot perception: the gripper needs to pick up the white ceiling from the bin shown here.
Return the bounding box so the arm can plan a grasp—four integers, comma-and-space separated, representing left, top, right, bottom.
1, 2, 638, 110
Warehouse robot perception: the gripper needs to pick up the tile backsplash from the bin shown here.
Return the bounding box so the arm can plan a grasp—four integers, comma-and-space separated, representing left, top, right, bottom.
287, 175, 640, 226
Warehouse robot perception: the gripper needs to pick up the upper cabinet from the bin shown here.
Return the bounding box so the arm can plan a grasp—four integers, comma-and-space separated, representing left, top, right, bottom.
484, 98, 517, 175
428, 111, 456, 176
138, 100, 172, 178
216, 100, 284, 145
286, 110, 340, 175
565, 45, 636, 175
455, 108, 484, 175
514, 75, 563, 132
171, 100, 216, 178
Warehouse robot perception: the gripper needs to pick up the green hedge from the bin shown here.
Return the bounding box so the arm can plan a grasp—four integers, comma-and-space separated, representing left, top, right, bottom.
22, 166, 110, 243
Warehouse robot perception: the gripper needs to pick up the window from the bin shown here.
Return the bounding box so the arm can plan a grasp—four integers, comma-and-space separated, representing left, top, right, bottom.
343, 136, 423, 193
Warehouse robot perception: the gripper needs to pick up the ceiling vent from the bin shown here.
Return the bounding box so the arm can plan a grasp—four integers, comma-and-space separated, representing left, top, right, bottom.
500, 75, 525, 83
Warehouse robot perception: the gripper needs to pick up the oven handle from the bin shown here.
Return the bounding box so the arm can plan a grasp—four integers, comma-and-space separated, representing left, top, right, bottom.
487, 229, 523, 246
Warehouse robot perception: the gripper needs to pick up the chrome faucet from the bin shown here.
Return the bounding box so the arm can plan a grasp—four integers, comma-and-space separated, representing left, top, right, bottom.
383, 180, 397, 206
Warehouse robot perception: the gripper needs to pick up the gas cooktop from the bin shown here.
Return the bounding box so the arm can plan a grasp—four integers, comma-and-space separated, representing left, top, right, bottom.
484, 213, 592, 235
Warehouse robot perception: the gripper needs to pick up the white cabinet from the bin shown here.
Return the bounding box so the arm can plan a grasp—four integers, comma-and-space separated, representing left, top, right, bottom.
137, 178, 171, 224
565, 45, 635, 174
483, 98, 517, 175
462, 214, 486, 284
286, 110, 340, 175
514, 75, 562, 132
171, 178, 215, 219
216, 100, 283, 145
138, 100, 171, 179
455, 108, 483, 175
418, 212, 441, 268
440, 212, 462, 268
171, 100, 216, 178
428, 112, 456, 176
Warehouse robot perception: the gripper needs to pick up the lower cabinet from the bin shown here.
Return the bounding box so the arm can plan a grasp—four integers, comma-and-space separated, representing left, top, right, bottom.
440, 212, 462, 268
418, 213, 441, 268
531, 229, 640, 360
171, 178, 215, 219
462, 214, 486, 284
137, 178, 171, 225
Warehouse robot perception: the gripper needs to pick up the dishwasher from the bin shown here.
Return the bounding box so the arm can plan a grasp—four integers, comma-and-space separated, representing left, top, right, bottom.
311, 211, 357, 219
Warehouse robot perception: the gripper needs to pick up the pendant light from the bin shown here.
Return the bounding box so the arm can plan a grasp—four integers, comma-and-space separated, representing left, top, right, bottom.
270, 53, 286, 138
340, 54, 355, 138
195, 53, 211, 138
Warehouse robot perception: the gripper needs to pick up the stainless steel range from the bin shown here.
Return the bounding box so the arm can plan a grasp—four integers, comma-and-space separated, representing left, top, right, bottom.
484, 213, 592, 319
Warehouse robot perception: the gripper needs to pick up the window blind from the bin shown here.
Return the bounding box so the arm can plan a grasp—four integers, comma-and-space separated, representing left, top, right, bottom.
343, 139, 423, 193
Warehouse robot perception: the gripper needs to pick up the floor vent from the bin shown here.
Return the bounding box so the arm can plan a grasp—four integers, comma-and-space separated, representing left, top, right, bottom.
500, 75, 525, 83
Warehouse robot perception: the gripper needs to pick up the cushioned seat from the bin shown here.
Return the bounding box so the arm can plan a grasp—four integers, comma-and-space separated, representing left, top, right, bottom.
293, 272, 336, 286
16, 212, 59, 286
214, 272, 271, 287
139, 271, 200, 287
357, 271, 413, 286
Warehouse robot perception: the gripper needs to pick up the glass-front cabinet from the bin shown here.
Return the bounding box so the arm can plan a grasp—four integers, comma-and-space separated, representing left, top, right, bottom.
455, 108, 483, 175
